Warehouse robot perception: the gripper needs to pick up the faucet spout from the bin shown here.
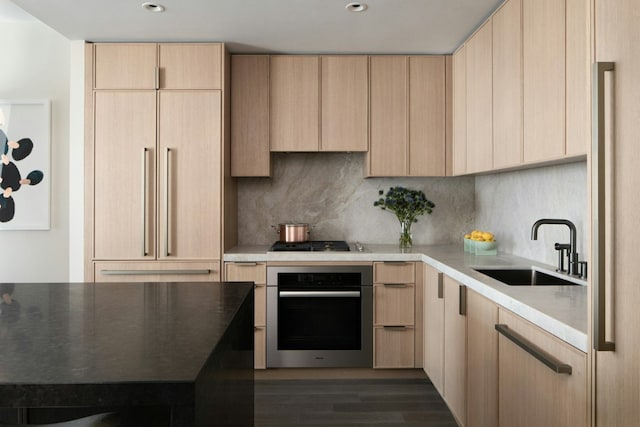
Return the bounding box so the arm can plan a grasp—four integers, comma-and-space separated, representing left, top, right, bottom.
531, 219, 579, 276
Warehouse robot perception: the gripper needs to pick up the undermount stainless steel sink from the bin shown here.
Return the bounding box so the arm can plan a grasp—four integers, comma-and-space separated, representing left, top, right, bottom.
473, 268, 585, 286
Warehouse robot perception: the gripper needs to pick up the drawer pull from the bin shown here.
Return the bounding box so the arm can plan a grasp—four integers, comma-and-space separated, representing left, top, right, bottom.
382, 261, 409, 265
233, 262, 259, 266
459, 285, 467, 316
382, 283, 408, 287
101, 269, 211, 276
495, 324, 572, 375
437, 272, 444, 299
383, 326, 407, 330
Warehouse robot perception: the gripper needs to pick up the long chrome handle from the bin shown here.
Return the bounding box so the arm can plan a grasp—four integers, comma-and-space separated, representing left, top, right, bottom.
459, 284, 467, 316
437, 272, 444, 299
383, 283, 408, 287
101, 269, 211, 275
495, 324, 572, 375
279, 291, 360, 298
164, 147, 171, 257
141, 148, 149, 256
592, 61, 616, 352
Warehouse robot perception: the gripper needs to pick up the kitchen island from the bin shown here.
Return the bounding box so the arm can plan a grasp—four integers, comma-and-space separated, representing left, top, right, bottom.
0, 281, 254, 426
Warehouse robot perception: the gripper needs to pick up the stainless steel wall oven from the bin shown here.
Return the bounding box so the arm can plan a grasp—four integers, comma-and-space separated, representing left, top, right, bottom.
266, 265, 373, 368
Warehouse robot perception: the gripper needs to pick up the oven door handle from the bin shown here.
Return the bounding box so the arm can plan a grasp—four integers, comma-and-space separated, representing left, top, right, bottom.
279, 291, 361, 298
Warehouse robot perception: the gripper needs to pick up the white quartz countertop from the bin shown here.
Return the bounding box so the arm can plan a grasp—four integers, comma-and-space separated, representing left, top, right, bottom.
224, 243, 588, 352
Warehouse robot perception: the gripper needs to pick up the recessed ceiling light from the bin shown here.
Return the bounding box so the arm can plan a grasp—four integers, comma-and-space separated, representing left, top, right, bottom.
141, 2, 165, 12
346, 2, 367, 12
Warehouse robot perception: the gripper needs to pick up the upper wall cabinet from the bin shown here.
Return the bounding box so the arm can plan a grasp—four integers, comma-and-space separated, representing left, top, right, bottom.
409, 56, 447, 177
452, 0, 589, 175
492, 0, 523, 169
321, 56, 369, 152
368, 56, 408, 176
270, 55, 320, 152
368, 56, 449, 177
93, 43, 222, 90
465, 21, 493, 174
231, 55, 270, 177
522, 0, 565, 163
452, 46, 467, 175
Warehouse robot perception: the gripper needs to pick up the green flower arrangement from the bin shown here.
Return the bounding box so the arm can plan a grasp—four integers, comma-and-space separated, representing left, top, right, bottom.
374, 186, 436, 248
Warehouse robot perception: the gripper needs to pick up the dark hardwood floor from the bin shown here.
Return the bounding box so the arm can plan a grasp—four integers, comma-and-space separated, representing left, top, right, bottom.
255, 370, 457, 426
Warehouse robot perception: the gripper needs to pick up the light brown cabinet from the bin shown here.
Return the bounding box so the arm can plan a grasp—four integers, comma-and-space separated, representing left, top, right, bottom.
497, 308, 587, 427
452, 46, 467, 176
465, 21, 493, 174
492, 0, 523, 169
522, 0, 565, 163
368, 56, 407, 176
409, 56, 447, 176
94, 261, 220, 282
230, 55, 270, 177
373, 262, 418, 368
270, 55, 320, 152
86, 43, 228, 282
422, 266, 467, 426
368, 56, 449, 177
593, 0, 640, 424
443, 276, 467, 427
92, 90, 221, 263
466, 290, 498, 427
321, 56, 369, 152
225, 262, 267, 369
93, 43, 221, 90
423, 264, 445, 393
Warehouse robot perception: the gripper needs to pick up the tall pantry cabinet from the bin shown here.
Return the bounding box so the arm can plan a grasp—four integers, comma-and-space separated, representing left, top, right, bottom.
592, 0, 640, 425
85, 43, 235, 282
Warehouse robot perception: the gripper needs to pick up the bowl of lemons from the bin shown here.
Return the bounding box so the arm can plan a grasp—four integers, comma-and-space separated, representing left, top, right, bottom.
464, 230, 497, 255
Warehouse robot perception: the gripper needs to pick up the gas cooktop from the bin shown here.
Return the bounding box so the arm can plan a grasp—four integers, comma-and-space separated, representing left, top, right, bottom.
269, 240, 351, 252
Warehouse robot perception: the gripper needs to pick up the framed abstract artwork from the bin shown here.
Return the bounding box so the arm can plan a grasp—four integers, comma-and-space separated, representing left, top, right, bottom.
0, 99, 50, 230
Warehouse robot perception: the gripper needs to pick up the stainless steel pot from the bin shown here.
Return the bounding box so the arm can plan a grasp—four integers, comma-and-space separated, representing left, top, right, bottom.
273, 223, 311, 243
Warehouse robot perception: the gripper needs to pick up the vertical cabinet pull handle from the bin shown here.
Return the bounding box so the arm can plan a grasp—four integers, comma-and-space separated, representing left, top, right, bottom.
141, 148, 149, 256
437, 272, 444, 299
459, 284, 467, 316
592, 61, 616, 352
165, 147, 172, 257
155, 66, 160, 89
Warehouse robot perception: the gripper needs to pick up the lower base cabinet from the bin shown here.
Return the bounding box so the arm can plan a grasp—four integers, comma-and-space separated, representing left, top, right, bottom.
466, 290, 498, 427
373, 326, 415, 368
497, 308, 588, 427
224, 262, 267, 369
93, 261, 220, 282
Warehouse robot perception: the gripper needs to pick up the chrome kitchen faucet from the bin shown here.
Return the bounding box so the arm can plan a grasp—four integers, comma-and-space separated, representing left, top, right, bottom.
531, 218, 587, 278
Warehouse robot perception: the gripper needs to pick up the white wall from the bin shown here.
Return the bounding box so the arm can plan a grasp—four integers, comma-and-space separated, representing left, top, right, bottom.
475, 161, 588, 266
0, 21, 73, 282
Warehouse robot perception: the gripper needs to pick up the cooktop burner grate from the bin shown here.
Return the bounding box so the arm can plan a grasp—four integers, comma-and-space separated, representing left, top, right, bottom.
269, 240, 351, 252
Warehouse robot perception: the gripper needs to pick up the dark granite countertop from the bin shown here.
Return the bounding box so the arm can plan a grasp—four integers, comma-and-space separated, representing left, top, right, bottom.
0, 281, 253, 387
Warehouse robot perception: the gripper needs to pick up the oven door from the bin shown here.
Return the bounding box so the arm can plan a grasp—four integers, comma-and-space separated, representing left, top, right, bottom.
266, 266, 373, 368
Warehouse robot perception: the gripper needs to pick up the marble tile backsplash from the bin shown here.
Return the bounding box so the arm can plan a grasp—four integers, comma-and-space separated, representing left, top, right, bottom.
475, 161, 588, 266
237, 153, 475, 246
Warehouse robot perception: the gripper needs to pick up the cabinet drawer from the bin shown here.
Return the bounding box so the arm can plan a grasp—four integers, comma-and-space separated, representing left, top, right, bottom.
373, 262, 415, 284
254, 325, 266, 370
374, 326, 415, 368
94, 261, 220, 282
374, 283, 415, 326
225, 262, 267, 284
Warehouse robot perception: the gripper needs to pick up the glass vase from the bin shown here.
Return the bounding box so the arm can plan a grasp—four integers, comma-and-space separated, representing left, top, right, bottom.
399, 221, 413, 249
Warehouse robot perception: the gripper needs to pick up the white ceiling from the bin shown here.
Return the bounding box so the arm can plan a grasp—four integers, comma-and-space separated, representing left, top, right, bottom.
7, 0, 503, 54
